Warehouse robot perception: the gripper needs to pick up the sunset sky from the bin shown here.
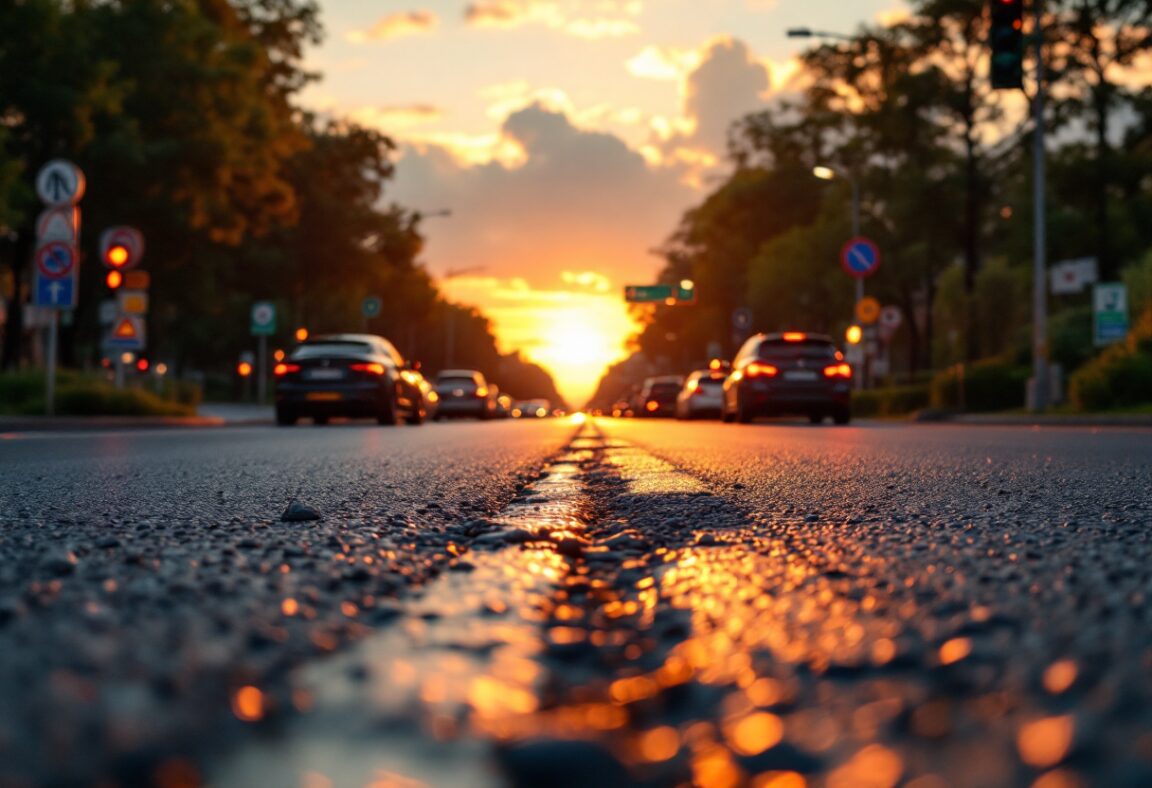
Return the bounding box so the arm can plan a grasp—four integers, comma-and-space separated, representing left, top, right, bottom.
304, 0, 907, 404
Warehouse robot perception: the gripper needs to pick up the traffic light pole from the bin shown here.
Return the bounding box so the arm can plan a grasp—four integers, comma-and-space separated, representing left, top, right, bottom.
1031, 1, 1049, 411
257, 334, 268, 405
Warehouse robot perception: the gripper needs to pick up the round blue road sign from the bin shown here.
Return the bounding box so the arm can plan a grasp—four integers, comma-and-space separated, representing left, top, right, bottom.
840, 236, 881, 279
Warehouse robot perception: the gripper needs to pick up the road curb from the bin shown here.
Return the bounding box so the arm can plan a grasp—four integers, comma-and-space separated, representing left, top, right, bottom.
0, 415, 227, 432
912, 409, 1152, 427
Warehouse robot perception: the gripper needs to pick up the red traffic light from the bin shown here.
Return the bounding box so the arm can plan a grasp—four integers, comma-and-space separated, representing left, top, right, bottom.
136, 358, 149, 372
105, 244, 130, 269
106, 270, 123, 289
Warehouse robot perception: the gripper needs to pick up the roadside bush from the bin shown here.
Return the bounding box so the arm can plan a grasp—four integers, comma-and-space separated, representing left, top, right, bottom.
0, 370, 196, 416
853, 384, 930, 417
1068, 344, 1152, 411
930, 359, 1028, 412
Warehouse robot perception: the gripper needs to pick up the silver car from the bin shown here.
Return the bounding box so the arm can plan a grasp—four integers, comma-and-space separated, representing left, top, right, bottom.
676, 369, 725, 420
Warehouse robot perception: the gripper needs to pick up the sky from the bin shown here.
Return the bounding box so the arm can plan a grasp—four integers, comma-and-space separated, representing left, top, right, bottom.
303, 0, 906, 404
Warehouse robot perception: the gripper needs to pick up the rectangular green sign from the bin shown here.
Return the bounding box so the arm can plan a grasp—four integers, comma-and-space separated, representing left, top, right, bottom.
624, 284, 696, 304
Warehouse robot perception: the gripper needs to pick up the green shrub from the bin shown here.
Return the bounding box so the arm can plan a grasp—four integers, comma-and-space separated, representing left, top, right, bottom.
930, 359, 1028, 412
853, 384, 931, 417
1068, 344, 1152, 411
0, 371, 196, 416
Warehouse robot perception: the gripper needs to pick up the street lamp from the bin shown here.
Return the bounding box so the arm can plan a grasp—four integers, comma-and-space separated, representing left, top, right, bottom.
813, 163, 867, 389
786, 27, 855, 41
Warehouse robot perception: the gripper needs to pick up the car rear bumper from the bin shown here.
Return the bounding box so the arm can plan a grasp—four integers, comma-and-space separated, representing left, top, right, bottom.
745, 380, 851, 414
436, 398, 488, 417
276, 382, 387, 415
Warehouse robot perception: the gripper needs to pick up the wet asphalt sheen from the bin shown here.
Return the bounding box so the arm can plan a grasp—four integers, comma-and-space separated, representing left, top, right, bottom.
0, 418, 1149, 787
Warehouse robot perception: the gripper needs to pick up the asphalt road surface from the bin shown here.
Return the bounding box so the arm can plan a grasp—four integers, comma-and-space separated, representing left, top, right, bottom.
0, 418, 1150, 788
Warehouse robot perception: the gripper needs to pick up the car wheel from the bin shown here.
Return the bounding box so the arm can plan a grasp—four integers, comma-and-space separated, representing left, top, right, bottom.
275, 407, 297, 426
833, 407, 851, 425
808, 412, 824, 425
432, 413, 443, 422
406, 400, 425, 425
736, 391, 753, 424
721, 398, 735, 423
313, 415, 329, 425
377, 394, 398, 426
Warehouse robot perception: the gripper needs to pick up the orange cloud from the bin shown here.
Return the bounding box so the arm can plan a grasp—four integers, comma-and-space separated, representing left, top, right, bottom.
464, 1, 640, 39
352, 104, 444, 129
346, 10, 437, 43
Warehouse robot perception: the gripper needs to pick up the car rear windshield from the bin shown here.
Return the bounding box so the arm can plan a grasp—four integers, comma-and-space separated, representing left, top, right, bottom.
698, 378, 724, 389
757, 340, 837, 361
649, 383, 681, 398
437, 376, 478, 390
292, 342, 374, 359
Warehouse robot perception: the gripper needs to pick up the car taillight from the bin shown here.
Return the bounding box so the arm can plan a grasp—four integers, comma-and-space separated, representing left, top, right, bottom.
476, 386, 489, 397
686, 379, 699, 394
273, 363, 300, 376
782, 332, 807, 342
824, 363, 852, 378
646, 400, 659, 411
349, 362, 386, 375
745, 362, 779, 378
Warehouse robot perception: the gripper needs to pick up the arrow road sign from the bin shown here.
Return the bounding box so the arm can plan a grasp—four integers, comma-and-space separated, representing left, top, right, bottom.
35, 275, 75, 308
840, 236, 881, 279
35, 242, 77, 279
36, 160, 86, 206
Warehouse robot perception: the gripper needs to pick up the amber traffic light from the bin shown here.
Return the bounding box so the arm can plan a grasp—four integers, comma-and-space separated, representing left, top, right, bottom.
106, 270, 124, 289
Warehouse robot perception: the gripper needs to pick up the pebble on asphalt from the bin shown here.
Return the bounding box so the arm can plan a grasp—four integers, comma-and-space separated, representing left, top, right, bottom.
280, 501, 322, 522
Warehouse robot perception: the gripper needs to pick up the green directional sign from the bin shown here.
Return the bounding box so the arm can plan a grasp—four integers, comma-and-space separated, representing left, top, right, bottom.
624, 284, 672, 303
625, 283, 697, 305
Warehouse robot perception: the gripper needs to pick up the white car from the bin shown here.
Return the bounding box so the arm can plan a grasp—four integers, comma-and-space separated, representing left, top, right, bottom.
676, 370, 726, 420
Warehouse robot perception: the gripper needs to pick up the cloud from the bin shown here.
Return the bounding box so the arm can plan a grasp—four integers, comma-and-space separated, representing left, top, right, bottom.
626, 45, 698, 81
351, 104, 444, 130
464, 1, 641, 39
346, 10, 437, 43
392, 103, 694, 288
678, 36, 770, 154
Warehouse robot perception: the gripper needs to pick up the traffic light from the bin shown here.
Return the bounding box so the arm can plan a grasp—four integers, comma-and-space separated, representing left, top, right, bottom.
989, 0, 1024, 90
106, 269, 123, 289
105, 243, 130, 269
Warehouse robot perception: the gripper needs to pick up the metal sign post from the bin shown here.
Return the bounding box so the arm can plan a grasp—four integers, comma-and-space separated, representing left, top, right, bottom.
250, 302, 276, 404
34, 160, 85, 415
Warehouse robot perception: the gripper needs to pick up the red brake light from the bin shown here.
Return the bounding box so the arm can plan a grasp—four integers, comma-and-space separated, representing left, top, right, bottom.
746, 362, 779, 378
782, 332, 806, 342
350, 362, 386, 375
824, 363, 852, 378
274, 363, 300, 376
646, 400, 659, 411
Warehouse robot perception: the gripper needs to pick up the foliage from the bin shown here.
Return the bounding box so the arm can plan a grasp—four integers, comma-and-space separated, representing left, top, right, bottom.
929, 359, 1029, 412
1068, 343, 1152, 410
852, 384, 931, 418
595, 0, 1152, 406
0, 0, 563, 404
0, 370, 194, 416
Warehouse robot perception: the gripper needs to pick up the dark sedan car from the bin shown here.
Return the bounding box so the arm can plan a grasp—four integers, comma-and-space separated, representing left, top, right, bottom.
273, 334, 425, 426
722, 332, 852, 424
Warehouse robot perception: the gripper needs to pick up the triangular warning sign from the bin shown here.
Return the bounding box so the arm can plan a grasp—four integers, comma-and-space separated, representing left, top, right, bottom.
113, 317, 138, 339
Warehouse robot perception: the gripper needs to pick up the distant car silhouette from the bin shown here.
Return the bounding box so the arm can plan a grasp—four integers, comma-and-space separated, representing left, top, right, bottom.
432, 369, 496, 420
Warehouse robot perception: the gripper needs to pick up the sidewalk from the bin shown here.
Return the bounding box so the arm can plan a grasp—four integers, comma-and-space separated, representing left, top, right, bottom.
913, 409, 1152, 427
0, 402, 273, 432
